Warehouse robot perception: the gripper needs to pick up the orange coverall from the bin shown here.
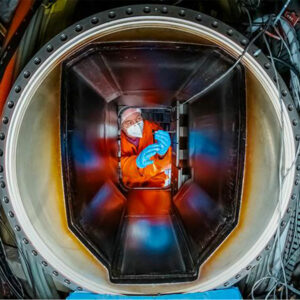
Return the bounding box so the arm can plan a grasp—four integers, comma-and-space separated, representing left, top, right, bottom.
121, 120, 171, 188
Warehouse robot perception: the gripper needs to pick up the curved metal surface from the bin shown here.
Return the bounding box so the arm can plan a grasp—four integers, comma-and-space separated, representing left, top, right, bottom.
0, 4, 299, 294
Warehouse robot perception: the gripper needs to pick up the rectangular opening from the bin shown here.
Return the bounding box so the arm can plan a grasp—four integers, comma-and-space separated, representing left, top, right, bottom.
61, 41, 245, 283
118, 106, 174, 190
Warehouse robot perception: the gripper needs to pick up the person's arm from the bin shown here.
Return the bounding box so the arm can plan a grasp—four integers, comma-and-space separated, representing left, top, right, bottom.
154, 146, 172, 171
121, 143, 162, 183
121, 154, 162, 183
121, 154, 144, 178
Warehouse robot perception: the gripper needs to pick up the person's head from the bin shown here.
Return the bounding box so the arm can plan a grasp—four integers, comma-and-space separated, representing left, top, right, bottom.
121, 108, 144, 138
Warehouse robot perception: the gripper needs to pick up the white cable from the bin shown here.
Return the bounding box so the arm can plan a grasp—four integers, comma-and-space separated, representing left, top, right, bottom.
263, 32, 289, 299
274, 0, 291, 25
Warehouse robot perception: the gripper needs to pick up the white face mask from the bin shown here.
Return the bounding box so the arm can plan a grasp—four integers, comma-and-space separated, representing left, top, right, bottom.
126, 121, 144, 138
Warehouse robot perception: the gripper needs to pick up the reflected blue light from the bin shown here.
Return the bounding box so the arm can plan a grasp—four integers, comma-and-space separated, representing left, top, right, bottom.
186, 184, 219, 220
71, 133, 100, 169
129, 218, 173, 252
81, 182, 112, 223
189, 130, 221, 158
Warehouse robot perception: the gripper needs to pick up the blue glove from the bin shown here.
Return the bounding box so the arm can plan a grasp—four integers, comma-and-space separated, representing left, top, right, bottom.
136, 144, 161, 169
154, 130, 171, 156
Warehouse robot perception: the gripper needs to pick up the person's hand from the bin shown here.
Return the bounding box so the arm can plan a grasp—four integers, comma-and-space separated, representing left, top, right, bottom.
154, 130, 171, 156
136, 144, 161, 169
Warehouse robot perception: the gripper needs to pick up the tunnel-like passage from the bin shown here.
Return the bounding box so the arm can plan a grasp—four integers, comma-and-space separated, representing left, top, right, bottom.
61, 42, 245, 283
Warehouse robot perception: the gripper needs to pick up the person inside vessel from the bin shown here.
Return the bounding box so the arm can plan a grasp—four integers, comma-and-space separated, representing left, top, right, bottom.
120, 108, 171, 188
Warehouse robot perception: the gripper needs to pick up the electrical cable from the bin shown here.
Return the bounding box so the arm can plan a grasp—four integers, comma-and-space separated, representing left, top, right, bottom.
277, 38, 284, 58
251, 28, 300, 300
182, 17, 271, 106
275, 21, 300, 298
0, 266, 23, 299
0, 238, 24, 299
251, 35, 283, 299
183, 3, 299, 299
268, 56, 300, 79
0, 218, 37, 298
243, 6, 253, 36
274, 0, 291, 25
183, 9, 299, 297
173, 0, 183, 5
243, 2, 300, 298
263, 32, 289, 300
271, 18, 300, 110
272, 17, 300, 298
2, 243, 18, 249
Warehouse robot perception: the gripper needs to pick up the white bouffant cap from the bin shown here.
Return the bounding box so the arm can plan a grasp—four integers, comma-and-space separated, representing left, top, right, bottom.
121, 108, 142, 124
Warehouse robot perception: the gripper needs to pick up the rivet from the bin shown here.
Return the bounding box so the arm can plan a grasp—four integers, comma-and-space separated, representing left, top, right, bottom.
224, 282, 229, 287
52, 271, 58, 276
241, 39, 248, 46
77, 287, 83, 291
179, 9, 185, 16
288, 104, 294, 111
0, 133, 5, 140
8, 211, 14, 218
15, 225, 20, 231
256, 256, 262, 261
196, 14, 202, 21
287, 207, 292, 213
23, 71, 30, 78
42, 261, 48, 267
282, 90, 288, 96
64, 279, 70, 284
281, 220, 286, 226
8, 101, 14, 109
75, 24, 82, 32
264, 62, 270, 69
14, 85, 21, 93
126, 8, 133, 15
295, 179, 299, 185
143, 6, 150, 13
293, 119, 298, 126
32, 250, 37, 256
0, 165, 3, 172
292, 194, 296, 200
0, 149, 3, 156
2, 117, 8, 124
227, 29, 233, 36
46, 45, 53, 52
235, 274, 241, 279
265, 245, 271, 250
34, 57, 41, 65
212, 21, 218, 27
91, 17, 99, 24
23, 238, 28, 244
60, 34, 67, 41
296, 135, 300, 141
3, 197, 8, 204
253, 49, 261, 57
246, 265, 252, 270
297, 165, 300, 171
161, 7, 168, 13
0, 181, 5, 188
108, 11, 116, 18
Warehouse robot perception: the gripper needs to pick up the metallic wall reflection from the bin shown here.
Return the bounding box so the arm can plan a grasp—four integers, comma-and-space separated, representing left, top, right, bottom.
61, 42, 245, 282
